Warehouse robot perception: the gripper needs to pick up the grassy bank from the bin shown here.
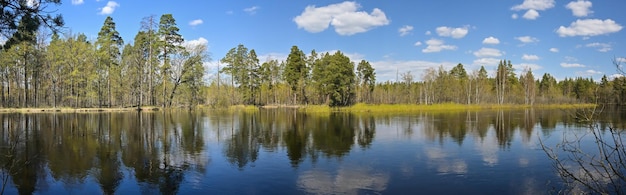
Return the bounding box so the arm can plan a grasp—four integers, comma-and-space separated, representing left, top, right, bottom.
0, 103, 596, 113
298, 103, 597, 113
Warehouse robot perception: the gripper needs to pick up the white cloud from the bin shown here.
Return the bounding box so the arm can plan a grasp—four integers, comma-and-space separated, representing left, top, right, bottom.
610, 74, 624, 80
370, 60, 456, 81
515, 36, 539, 43
522, 54, 539, 61
511, 0, 554, 20
422, 39, 457, 53
71, 0, 84, 5
435, 26, 469, 39
99, 1, 119, 15
566, 0, 593, 17
617, 57, 626, 63
293, 1, 390, 36
549, 48, 559, 52
556, 19, 623, 37
399, 25, 413, 36
522, 9, 540, 20
184, 37, 209, 49
511, 0, 555, 11
560, 62, 585, 68
473, 48, 502, 58
414, 41, 422, 46
189, 19, 203, 27
482, 36, 500, 45
244, 6, 259, 15
511, 14, 519, 19
473, 58, 501, 66
515, 63, 542, 71
576, 69, 602, 76
585, 42, 612, 52
425, 31, 432, 35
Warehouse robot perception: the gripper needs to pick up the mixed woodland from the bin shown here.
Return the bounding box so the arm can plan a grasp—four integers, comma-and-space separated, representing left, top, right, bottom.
0, 14, 624, 109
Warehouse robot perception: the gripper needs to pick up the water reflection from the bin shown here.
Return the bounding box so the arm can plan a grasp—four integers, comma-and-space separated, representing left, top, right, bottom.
0, 108, 622, 194
0, 112, 208, 194
221, 110, 375, 168
297, 166, 389, 194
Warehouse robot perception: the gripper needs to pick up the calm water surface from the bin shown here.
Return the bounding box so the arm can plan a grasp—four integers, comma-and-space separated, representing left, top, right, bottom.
0, 108, 622, 194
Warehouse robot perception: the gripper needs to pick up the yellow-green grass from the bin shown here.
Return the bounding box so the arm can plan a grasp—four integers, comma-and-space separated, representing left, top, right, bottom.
298, 103, 597, 113
228, 105, 260, 112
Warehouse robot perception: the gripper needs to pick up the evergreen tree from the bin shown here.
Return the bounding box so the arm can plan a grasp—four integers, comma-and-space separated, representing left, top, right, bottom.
96, 16, 123, 107
157, 14, 184, 107
283, 45, 308, 104
356, 60, 375, 103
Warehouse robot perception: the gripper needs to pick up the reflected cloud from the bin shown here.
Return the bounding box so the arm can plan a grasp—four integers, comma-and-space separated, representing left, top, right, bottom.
297, 166, 389, 194
424, 147, 468, 175
474, 135, 499, 166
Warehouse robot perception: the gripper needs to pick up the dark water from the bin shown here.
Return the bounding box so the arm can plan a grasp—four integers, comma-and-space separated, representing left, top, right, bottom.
0, 108, 621, 194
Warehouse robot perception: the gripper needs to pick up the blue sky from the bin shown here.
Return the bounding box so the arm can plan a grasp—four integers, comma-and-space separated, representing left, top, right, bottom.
57, 0, 625, 82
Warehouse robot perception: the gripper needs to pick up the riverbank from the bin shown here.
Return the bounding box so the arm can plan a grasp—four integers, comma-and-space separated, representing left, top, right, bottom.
295, 103, 598, 113
0, 106, 162, 113
0, 103, 597, 113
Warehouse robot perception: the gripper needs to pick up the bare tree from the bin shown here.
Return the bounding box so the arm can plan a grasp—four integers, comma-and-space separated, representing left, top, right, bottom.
540, 57, 626, 194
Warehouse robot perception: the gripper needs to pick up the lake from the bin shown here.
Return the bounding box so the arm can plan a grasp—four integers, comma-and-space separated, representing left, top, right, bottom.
0, 108, 619, 194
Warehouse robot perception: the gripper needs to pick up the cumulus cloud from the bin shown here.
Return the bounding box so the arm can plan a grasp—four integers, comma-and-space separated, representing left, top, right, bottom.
522, 54, 539, 61
244, 6, 259, 15
435, 26, 469, 39
414, 41, 422, 46
99, 1, 119, 15
515, 36, 539, 43
482, 36, 500, 45
189, 19, 203, 27
515, 63, 542, 71
72, 0, 84, 5
576, 69, 602, 76
523, 9, 540, 20
425, 31, 432, 35
370, 60, 456, 81
556, 19, 623, 37
422, 39, 457, 53
398, 25, 413, 36
511, 14, 519, 19
511, 0, 555, 11
585, 42, 612, 52
560, 62, 585, 68
473, 58, 501, 66
293, 1, 390, 36
566, 0, 593, 17
617, 57, 626, 63
549, 48, 559, 52
511, 0, 554, 20
184, 37, 209, 49
473, 48, 503, 58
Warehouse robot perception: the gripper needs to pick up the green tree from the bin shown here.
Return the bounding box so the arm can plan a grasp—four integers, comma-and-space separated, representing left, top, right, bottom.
283, 46, 308, 104
157, 14, 184, 107
356, 60, 375, 103
520, 67, 536, 105
450, 63, 468, 104
96, 16, 123, 108
317, 51, 356, 106
0, 0, 63, 38
220, 44, 259, 105
495, 60, 514, 104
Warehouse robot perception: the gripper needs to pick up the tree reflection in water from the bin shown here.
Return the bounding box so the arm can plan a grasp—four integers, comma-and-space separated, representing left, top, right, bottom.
0, 108, 622, 194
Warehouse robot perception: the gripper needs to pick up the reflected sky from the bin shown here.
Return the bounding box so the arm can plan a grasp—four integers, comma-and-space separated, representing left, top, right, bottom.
0, 108, 619, 194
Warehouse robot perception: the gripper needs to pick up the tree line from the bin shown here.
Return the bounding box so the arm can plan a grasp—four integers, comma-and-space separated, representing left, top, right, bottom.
0, 13, 624, 108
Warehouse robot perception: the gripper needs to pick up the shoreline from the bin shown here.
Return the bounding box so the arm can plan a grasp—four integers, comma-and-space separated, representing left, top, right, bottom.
0, 103, 598, 113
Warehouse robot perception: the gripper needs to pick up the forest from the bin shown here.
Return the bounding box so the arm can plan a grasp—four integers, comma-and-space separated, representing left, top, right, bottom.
0, 14, 624, 109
